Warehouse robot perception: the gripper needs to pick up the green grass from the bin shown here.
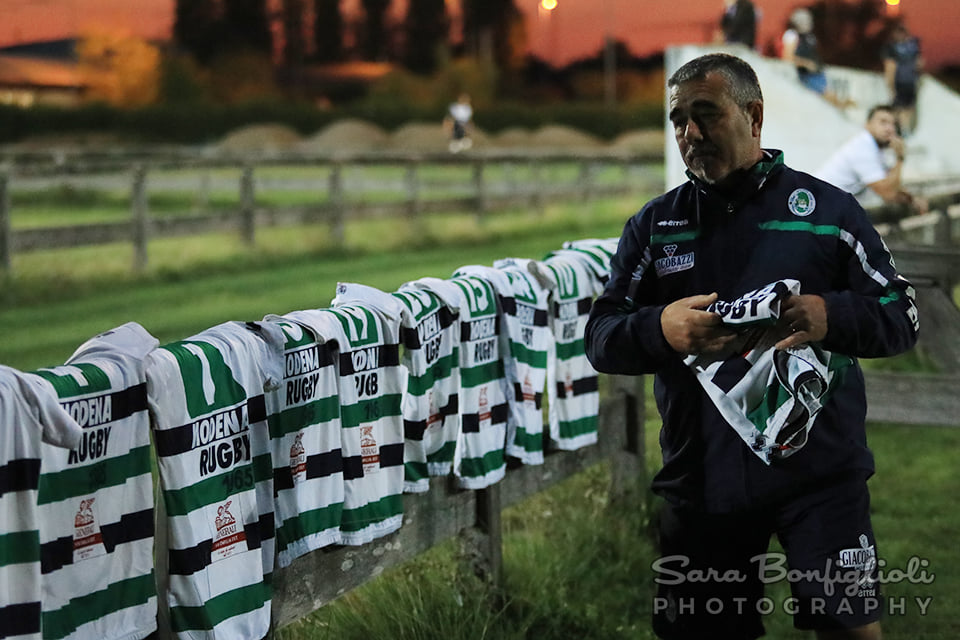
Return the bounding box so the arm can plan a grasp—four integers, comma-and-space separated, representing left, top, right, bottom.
277, 417, 960, 640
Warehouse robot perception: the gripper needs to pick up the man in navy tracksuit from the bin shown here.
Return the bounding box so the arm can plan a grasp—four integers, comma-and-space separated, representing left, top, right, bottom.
585, 54, 918, 640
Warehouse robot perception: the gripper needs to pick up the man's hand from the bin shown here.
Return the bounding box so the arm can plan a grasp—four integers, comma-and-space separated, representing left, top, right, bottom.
661, 293, 737, 355
775, 294, 828, 350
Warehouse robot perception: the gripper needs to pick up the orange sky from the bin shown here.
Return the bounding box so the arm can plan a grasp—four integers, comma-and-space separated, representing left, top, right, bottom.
2, 0, 958, 70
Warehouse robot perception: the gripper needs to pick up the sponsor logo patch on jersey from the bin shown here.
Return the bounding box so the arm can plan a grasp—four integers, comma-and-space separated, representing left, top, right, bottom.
788, 189, 816, 216
654, 244, 695, 276
657, 219, 689, 227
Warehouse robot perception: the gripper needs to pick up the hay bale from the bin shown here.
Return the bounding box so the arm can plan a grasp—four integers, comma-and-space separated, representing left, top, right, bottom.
217, 123, 302, 152
530, 125, 603, 150
299, 118, 389, 153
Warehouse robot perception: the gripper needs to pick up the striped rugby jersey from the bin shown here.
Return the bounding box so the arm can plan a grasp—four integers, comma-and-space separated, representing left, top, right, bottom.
535, 254, 604, 450
283, 293, 405, 546
386, 280, 461, 494
261, 318, 343, 569
684, 280, 849, 465
31, 322, 159, 640
1, 366, 82, 640
146, 321, 284, 640
415, 276, 508, 489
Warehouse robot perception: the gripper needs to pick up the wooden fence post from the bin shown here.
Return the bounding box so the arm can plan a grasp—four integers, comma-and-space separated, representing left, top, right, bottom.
131, 164, 149, 272
0, 170, 11, 272
240, 165, 256, 246
459, 483, 504, 603
607, 375, 646, 506
329, 162, 345, 244
529, 159, 545, 216
473, 159, 487, 222
405, 159, 422, 224
578, 160, 593, 202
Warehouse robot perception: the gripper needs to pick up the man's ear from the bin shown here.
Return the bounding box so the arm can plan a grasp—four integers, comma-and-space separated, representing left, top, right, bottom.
748, 100, 763, 137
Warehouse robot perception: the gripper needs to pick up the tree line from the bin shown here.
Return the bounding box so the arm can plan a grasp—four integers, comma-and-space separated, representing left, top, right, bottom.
173, 0, 524, 75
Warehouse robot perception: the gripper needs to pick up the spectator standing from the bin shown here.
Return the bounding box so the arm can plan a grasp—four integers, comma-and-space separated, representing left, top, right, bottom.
719, 0, 757, 49
443, 93, 474, 153
780, 8, 852, 109
816, 104, 928, 213
883, 23, 923, 135
586, 53, 919, 640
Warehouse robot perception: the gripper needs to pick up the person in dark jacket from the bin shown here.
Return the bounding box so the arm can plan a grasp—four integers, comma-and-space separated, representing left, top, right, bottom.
719, 0, 757, 48
585, 53, 918, 640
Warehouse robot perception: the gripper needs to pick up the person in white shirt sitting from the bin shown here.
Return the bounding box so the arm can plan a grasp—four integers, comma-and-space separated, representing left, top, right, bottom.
816, 104, 927, 213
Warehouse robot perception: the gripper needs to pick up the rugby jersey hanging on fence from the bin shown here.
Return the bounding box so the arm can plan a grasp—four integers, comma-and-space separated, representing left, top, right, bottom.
484, 259, 553, 465
345, 281, 462, 494
558, 237, 620, 283
281, 291, 405, 546
146, 321, 284, 640
261, 317, 344, 569
534, 254, 604, 450
30, 322, 159, 640
414, 276, 508, 489
0, 365, 82, 640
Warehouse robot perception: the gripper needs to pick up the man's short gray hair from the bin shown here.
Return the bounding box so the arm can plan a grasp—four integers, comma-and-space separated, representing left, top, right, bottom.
667, 53, 763, 108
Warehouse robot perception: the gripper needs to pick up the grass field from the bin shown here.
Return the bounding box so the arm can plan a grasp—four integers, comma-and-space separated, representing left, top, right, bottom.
2, 190, 957, 639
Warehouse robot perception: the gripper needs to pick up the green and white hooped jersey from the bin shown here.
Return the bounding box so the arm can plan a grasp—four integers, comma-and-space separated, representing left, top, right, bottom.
535, 255, 603, 451
0, 366, 82, 640
684, 280, 850, 465
146, 321, 284, 640
559, 238, 619, 282
31, 322, 159, 640
260, 318, 343, 569
416, 276, 508, 489
347, 281, 461, 494
486, 260, 553, 465
285, 294, 406, 547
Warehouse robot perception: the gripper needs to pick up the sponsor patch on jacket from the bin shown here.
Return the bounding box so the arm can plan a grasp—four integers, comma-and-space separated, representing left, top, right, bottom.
654, 244, 695, 276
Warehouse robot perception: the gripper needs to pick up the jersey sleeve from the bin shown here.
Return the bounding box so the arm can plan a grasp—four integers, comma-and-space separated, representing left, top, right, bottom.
820, 193, 920, 358
584, 208, 676, 375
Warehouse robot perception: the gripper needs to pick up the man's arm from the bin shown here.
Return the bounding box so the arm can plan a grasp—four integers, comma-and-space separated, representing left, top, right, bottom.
866, 137, 928, 213
585, 211, 735, 374
816, 193, 920, 358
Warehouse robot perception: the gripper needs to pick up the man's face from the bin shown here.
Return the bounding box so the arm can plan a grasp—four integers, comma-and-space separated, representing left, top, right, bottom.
669, 72, 762, 185
866, 109, 898, 146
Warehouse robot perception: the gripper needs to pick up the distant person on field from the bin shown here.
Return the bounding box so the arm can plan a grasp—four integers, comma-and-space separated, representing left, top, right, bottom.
816, 104, 927, 213
780, 8, 853, 109
443, 93, 473, 153
883, 23, 923, 135
718, 0, 757, 48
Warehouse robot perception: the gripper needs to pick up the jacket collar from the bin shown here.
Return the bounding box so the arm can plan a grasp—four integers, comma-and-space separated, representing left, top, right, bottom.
686, 149, 784, 213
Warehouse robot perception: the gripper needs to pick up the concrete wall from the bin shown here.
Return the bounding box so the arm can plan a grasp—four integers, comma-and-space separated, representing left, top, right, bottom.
664, 44, 960, 190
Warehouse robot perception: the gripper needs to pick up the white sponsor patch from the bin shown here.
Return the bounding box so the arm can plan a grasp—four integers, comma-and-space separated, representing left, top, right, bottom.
654, 248, 695, 276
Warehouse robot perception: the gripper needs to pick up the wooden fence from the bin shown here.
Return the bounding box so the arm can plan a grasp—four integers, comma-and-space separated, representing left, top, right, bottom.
863, 191, 960, 427
0, 150, 661, 272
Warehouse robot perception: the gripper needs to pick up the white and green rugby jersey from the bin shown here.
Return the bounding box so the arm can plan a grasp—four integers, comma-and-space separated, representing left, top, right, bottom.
261, 317, 343, 569
31, 322, 159, 640
683, 280, 848, 465
457, 263, 551, 466
558, 238, 620, 283
146, 321, 284, 640
415, 276, 508, 489
535, 255, 603, 451
0, 366, 82, 640
283, 293, 405, 546
391, 280, 462, 494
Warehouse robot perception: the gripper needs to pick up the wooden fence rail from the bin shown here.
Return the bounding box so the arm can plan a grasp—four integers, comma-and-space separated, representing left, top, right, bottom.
0, 150, 662, 273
